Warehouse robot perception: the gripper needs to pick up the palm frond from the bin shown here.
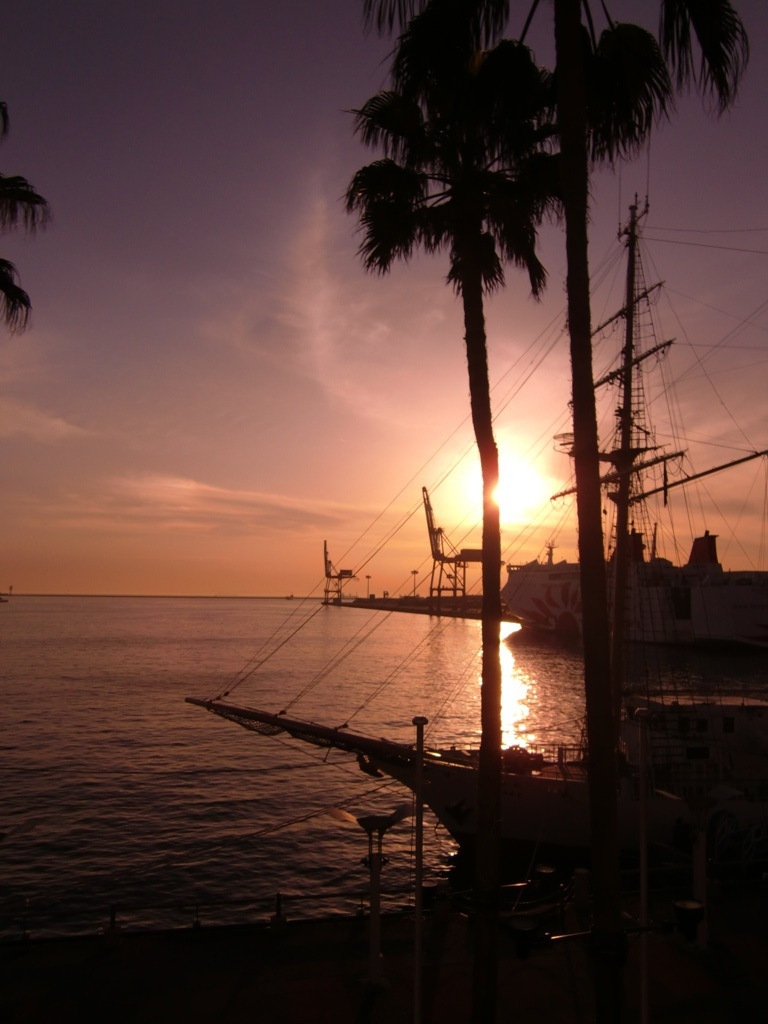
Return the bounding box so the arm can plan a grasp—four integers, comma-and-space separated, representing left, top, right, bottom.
348, 9, 557, 304
587, 23, 672, 161
363, 0, 420, 35
0, 102, 9, 138
364, 0, 509, 46
504, 151, 563, 219
417, 198, 458, 255
345, 158, 427, 213
477, 38, 554, 120
0, 174, 51, 232
393, 1, 478, 95
352, 91, 431, 166
480, 175, 550, 297
660, 0, 749, 111
0, 258, 31, 332
345, 159, 428, 273
448, 230, 505, 295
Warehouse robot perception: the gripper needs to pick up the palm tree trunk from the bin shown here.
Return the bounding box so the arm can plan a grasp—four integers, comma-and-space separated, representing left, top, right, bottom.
461, 256, 503, 1024
554, 1, 625, 1020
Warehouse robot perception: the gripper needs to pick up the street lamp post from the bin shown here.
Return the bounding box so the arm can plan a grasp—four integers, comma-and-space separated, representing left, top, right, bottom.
411, 569, 418, 597
329, 804, 412, 987
366, 575, 371, 598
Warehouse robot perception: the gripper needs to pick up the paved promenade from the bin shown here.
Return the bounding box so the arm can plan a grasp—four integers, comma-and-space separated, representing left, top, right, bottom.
2, 880, 766, 1022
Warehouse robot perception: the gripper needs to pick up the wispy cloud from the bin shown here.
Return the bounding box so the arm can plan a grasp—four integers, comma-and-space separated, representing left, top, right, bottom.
281, 194, 453, 425
0, 399, 89, 442
55, 473, 362, 536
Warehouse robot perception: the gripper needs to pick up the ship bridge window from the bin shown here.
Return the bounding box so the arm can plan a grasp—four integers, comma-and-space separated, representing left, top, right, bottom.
723, 717, 735, 734
686, 746, 710, 760
677, 718, 690, 734
672, 587, 691, 620
696, 719, 708, 733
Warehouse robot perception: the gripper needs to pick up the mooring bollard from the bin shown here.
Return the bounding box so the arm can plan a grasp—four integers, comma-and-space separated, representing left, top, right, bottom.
22, 897, 30, 942
270, 891, 287, 931
101, 903, 121, 948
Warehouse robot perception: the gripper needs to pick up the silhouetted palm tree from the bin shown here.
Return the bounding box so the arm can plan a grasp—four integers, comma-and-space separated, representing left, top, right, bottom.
0, 101, 49, 331
360, 2, 748, 1021
346, 9, 559, 1014
527, 7, 747, 1019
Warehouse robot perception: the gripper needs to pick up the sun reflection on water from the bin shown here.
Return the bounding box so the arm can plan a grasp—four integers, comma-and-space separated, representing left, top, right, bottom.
500, 621, 535, 749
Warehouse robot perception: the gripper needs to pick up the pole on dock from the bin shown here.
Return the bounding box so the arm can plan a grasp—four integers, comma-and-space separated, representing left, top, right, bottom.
413, 716, 428, 1024
638, 711, 649, 1024
368, 829, 385, 985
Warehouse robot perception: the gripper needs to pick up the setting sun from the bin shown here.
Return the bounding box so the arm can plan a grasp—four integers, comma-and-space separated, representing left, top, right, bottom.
447, 451, 555, 530
494, 453, 552, 525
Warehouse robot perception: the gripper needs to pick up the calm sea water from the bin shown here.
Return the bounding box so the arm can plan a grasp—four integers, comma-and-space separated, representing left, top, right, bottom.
2, 595, 767, 940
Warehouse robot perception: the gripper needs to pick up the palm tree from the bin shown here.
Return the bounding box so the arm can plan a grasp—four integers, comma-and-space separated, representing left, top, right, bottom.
361, 2, 748, 1020
346, 7, 559, 1016
0, 101, 50, 332
533, 7, 746, 1017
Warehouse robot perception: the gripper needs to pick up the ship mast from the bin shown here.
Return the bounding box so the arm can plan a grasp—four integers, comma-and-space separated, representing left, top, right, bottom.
608, 200, 641, 715
629, 448, 768, 505
602, 205, 768, 707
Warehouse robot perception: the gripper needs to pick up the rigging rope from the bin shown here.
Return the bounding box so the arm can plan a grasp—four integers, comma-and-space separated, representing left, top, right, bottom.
250, 780, 406, 840
207, 215, 768, 743
346, 614, 465, 727
284, 608, 396, 713
214, 598, 327, 701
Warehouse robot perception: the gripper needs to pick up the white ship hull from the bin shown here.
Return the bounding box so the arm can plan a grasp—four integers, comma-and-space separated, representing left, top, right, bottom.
502, 539, 768, 649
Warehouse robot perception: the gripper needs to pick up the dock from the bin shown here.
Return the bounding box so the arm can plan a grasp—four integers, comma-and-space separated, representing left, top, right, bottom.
2, 879, 765, 1022
345, 595, 521, 622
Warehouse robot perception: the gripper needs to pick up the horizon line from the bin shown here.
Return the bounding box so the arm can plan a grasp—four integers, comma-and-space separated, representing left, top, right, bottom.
2, 593, 322, 601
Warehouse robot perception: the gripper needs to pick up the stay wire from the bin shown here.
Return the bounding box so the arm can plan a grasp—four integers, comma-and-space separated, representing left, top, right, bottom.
346, 614, 463, 725
214, 599, 327, 701
251, 778, 404, 839
284, 608, 397, 713
341, 297, 572, 581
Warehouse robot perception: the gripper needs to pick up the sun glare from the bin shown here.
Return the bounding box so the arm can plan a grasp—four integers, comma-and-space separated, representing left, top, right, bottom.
494, 453, 551, 526
442, 450, 553, 537
500, 621, 533, 748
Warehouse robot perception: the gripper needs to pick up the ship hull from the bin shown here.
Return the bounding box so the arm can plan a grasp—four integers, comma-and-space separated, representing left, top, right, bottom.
369, 752, 690, 869
502, 556, 768, 649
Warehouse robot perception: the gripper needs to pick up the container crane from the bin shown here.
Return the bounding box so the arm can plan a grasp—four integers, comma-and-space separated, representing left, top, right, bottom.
422, 487, 482, 609
323, 541, 356, 605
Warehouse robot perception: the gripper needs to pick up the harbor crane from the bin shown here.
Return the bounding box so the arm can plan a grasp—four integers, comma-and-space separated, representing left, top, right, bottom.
323, 541, 356, 605
422, 487, 482, 609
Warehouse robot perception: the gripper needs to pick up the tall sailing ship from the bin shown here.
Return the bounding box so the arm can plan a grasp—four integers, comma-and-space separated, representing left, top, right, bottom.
189, 204, 768, 875
502, 204, 768, 649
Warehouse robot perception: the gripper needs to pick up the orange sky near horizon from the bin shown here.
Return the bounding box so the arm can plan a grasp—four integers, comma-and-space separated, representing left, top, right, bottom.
2, 1, 767, 598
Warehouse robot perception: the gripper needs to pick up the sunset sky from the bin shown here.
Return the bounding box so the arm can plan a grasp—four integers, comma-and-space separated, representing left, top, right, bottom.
2, 1, 767, 597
